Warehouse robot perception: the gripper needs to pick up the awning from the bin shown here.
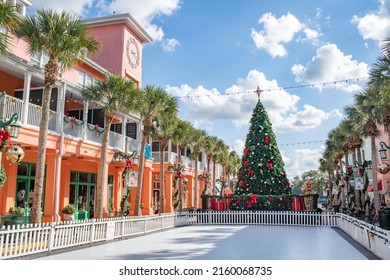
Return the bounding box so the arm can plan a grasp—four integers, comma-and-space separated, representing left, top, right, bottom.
368, 180, 382, 192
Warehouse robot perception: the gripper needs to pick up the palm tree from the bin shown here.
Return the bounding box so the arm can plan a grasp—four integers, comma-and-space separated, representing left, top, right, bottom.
187, 128, 207, 208
368, 51, 390, 144
211, 138, 227, 194
81, 73, 142, 218
135, 85, 177, 216
151, 104, 179, 214
204, 135, 218, 187
171, 119, 192, 164
350, 88, 382, 210
226, 150, 240, 190
15, 10, 99, 223
0, 2, 21, 55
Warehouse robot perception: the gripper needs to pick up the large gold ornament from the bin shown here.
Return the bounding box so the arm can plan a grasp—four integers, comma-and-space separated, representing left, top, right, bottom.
378, 163, 390, 174
5, 146, 25, 163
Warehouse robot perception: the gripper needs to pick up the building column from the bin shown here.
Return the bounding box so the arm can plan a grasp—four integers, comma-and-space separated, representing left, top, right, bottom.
121, 115, 126, 152
164, 172, 173, 213
21, 71, 32, 125
141, 161, 153, 215
82, 100, 89, 140
42, 151, 57, 223
186, 175, 194, 209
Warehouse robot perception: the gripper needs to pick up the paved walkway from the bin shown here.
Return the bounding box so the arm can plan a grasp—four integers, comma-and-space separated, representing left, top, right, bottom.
34, 226, 377, 260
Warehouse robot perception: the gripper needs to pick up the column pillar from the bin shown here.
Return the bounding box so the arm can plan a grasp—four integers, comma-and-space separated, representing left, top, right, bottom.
165, 172, 173, 213
21, 71, 32, 125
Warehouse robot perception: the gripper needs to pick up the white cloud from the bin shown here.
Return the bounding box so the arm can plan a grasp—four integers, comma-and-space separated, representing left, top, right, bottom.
291, 44, 369, 92
162, 38, 181, 52
166, 70, 341, 133
106, 0, 181, 41
29, 0, 181, 44
28, 0, 93, 15
231, 139, 245, 157
283, 148, 323, 180
352, 0, 390, 42
251, 12, 320, 58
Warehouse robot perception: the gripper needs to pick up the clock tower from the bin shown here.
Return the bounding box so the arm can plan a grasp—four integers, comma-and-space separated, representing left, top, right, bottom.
84, 13, 152, 87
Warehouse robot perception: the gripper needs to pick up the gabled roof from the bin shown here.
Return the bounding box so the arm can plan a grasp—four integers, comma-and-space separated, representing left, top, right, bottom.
83, 13, 153, 44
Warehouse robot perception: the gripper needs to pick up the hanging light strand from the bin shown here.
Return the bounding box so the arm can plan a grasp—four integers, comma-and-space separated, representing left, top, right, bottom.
177, 77, 368, 99
279, 139, 327, 147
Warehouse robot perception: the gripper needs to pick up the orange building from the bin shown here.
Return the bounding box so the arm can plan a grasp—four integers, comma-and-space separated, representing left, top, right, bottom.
0, 1, 214, 222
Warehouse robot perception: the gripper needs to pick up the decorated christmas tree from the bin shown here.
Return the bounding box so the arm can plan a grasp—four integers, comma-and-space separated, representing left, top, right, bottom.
233, 93, 290, 210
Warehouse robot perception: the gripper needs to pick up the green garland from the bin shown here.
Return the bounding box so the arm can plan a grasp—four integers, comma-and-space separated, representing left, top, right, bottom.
0, 165, 6, 189
63, 116, 84, 126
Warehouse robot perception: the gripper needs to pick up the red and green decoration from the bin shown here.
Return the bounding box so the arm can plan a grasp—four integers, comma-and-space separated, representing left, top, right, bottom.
233, 99, 290, 210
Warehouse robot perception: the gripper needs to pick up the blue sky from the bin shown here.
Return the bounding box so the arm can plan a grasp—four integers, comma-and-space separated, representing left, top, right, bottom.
28, 0, 389, 180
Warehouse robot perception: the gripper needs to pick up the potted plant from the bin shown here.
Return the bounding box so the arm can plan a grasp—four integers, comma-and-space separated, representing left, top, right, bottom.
61, 204, 77, 221
4, 206, 25, 226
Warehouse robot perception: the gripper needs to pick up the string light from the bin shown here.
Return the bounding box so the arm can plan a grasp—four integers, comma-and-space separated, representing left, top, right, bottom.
279, 140, 326, 147
175, 77, 368, 99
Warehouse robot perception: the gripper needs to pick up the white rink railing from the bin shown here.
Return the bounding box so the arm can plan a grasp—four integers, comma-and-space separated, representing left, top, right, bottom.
180, 211, 338, 226
1, 211, 390, 259
0, 214, 176, 260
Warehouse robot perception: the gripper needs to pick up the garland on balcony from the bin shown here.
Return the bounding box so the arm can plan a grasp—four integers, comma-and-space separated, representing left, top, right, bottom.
0, 165, 6, 189
87, 123, 104, 135
63, 115, 84, 129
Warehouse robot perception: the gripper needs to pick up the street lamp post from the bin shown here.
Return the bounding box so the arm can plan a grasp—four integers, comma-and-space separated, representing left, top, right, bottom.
379, 142, 390, 160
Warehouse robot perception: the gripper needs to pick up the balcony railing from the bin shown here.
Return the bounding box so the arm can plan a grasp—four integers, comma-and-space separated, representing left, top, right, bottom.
1, 94, 140, 153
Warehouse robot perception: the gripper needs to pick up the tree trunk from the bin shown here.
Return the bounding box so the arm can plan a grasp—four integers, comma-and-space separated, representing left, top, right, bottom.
96, 114, 112, 218
194, 151, 199, 209
135, 126, 149, 216
159, 140, 168, 214
212, 160, 217, 195
371, 135, 380, 210
31, 85, 52, 223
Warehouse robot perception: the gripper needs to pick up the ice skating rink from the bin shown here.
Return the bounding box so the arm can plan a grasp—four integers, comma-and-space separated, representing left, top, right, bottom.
34, 225, 377, 260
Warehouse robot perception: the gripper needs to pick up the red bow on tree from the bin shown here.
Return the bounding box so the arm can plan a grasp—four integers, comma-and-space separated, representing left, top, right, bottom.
243, 147, 249, 155
244, 160, 249, 166
264, 136, 272, 145
246, 194, 258, 208
266, 161, 273, 170
247, 168, 254, 177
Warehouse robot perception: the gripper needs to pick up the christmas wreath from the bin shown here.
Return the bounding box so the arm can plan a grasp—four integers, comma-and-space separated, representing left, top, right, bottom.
0, 165, 7, 189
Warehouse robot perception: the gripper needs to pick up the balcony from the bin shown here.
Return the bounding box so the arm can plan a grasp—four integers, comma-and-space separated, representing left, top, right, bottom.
1, 93, 139, 153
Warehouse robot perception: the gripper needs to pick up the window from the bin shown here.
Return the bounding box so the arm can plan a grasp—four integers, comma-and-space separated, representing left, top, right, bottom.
78, 71, 95, 87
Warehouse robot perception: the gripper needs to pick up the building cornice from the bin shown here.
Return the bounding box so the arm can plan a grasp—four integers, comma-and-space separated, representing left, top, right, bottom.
83, 13, 153, 44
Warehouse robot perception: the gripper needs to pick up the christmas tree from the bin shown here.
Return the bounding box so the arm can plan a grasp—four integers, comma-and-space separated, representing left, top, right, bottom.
233, 94, 290, 210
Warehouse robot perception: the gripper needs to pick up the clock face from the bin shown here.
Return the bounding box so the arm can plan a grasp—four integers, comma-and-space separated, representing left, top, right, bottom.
126, 37, 140, 68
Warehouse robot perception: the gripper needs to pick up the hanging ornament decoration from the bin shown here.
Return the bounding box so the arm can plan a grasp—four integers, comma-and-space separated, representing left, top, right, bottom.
378, 163, 390, 174
5, 146, 25, 163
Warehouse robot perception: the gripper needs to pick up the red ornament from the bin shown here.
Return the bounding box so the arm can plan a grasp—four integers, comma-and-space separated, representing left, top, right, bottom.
264, 136, 272, 145
244, 147, 249, 155
266, 160, 273, 170
244, 160, 249, 166
247, 168, 254, 177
